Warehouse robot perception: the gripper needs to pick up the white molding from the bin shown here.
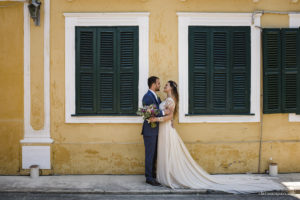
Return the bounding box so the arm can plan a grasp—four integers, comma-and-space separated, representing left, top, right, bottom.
23, 2, 30, 135
289, 14, 300, 28
64, 12, 149, 123
289, 14, 300, 122
44, 0, 51, 135
0, 0, 27, 1
22, 146, 51, 169
21, 137, 54, 144
63, 12, 150, 18
177, 12, 262, 123
20, 0, 53, 144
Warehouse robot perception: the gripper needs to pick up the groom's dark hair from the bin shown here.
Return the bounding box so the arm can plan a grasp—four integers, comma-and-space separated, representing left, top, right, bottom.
148, 76, 159, 88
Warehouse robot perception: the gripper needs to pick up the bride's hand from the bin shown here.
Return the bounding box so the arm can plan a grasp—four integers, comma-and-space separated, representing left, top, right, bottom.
164, 108, 170, 115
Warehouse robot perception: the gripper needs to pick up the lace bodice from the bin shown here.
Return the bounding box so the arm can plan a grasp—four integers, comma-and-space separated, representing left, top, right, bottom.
159, 97, 175, 110
159, 97, 176, 122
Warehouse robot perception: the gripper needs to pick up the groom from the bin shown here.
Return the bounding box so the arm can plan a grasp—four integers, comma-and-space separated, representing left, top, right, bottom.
141, 76, 169, 186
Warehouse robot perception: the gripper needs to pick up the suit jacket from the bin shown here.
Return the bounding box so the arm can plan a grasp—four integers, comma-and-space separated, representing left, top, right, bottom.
141, 90, 163, 136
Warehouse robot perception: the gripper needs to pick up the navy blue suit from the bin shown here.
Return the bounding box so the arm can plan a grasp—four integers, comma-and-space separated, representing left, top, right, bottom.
141, 90, 163, 182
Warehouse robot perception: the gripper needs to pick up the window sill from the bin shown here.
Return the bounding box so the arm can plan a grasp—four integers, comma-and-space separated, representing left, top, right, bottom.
289, 113, 300, 122
185, 113, 255, 116
179, 112, 260, 123
66, 114, 143, 124
71, 113, 138, 117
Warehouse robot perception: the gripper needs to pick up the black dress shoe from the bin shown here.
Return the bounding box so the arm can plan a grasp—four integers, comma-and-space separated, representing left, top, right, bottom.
153, 180, 162, 186
146, 179, 161, 186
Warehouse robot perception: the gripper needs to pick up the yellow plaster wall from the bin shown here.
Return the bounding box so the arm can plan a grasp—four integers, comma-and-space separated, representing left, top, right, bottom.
47, 0, 300, 174
0, 2, 24, 174
1, 0, 300, 175
261, 14, 289, 28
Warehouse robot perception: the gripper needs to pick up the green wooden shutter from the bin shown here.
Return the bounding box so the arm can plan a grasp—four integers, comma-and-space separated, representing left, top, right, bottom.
188, 27, 210, 114
297, 28, 300, 115
263, 28, 300, 114
189, 26, 250, 115
263, 29, 282, 113
96, 28, 117, 113
231, 28, 251, 113
76, 26, 139, 115
211, 28, 229, 113
75, 27, 97, 114
117, 27, 139, 114
282, 28, 299, 113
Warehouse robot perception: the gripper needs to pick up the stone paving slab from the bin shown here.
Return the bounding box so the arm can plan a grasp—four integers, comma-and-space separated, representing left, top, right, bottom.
0, 174, 298, 194
276, 173, 300, 194
0, 175, 206, 194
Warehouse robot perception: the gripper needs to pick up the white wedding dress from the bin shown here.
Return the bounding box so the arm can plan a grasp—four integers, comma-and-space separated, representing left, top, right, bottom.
156, 97, 284, 194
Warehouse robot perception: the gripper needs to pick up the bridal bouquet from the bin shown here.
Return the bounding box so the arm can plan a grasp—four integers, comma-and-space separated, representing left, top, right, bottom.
136, 104, 160, 128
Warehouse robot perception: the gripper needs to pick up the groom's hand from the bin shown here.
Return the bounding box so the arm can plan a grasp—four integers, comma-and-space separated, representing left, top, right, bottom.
149, 117, 157, 122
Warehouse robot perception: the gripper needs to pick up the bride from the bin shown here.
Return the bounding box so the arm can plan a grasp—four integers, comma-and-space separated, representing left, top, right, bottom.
149, 80, 284, 194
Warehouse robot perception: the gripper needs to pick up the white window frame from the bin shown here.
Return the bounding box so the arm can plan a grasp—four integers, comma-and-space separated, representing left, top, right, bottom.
64, 12, 149, 123
288, 14, 300, 122
177, 12, 262, 123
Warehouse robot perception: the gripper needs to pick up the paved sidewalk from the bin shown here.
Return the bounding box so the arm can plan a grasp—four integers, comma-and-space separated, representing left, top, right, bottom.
0, 174, 299, 194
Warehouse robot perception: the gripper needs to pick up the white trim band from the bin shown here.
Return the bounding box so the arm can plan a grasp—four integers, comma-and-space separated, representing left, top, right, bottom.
289, 14, 300, 122
20, 0, 53, 144
177, 12, 262, 123
22, 146, 51, 169
64, 12, 149, 123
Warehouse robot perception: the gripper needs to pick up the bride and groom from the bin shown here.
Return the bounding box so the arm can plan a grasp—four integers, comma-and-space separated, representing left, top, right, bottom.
141, 76, 284, 194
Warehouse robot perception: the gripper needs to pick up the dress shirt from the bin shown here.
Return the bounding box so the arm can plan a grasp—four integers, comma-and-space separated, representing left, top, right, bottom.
149, 89, 165, 116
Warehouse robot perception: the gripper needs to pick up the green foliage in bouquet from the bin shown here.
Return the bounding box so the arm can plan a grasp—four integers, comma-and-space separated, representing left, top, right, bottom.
136, 104, 160, 128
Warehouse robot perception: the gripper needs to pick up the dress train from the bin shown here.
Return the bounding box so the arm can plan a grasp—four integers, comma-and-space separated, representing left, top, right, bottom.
156, 98, 284, 194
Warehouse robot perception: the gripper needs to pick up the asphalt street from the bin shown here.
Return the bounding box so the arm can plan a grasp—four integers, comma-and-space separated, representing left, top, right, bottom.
0, 193, 299, 200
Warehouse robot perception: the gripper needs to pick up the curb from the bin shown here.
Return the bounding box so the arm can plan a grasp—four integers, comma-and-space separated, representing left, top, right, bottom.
0, 188, 294, 195
0, 189, 207, 195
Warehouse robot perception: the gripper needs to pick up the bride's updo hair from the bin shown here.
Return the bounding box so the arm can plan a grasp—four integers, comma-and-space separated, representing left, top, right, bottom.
168, 80, 179, 116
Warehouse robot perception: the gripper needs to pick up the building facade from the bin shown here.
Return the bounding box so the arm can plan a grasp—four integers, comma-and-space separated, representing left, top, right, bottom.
0, 0, 300, 175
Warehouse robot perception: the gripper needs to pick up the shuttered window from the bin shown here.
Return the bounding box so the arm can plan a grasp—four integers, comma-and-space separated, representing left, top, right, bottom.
263, 28, 300, 114
75, 27, 139, 115
188, 26, 250, 115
